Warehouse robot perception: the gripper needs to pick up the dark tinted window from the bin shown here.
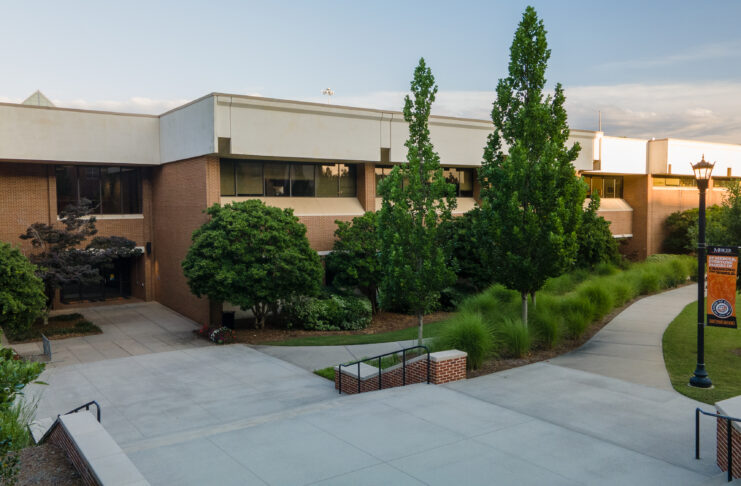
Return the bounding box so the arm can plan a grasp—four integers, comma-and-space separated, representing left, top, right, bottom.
55, 166, 142, 214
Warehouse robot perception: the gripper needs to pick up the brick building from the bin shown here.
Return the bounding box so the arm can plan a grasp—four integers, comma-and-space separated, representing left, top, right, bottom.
1, 93, 739, 323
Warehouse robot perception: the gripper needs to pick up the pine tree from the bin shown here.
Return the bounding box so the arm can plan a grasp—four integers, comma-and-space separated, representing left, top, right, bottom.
378, 58, 457, 345
479, 6, 585, 326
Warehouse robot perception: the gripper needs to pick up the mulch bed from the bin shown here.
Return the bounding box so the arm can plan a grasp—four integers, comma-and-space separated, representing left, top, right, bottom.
467, 293, 650, 378
4, 314, 102, 344
15, 443, 82, 486
228, 311, 453, 345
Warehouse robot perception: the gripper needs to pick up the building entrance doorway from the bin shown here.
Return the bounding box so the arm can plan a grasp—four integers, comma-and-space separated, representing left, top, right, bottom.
61, 257, 133, 303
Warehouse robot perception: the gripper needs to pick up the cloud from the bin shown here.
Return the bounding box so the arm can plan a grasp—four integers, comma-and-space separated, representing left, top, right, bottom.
597, 41, 741, 71
305, 82, 741, 143
564, 82, 741, 142
4, 82, 740, 144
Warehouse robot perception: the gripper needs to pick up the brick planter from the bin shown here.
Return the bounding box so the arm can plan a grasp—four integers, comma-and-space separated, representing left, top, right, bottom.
715, 397, 741, 479
334, 349, 467, 395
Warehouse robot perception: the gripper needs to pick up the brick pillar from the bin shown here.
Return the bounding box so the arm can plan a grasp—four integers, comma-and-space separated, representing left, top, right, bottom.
717, 418, 741, 478
357, 163, 376, 212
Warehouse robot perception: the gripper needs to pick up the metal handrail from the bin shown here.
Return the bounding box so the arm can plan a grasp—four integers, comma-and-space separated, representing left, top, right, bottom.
696, 407, 741, 482
338, 345, 430, 395
63, 400, 101, 423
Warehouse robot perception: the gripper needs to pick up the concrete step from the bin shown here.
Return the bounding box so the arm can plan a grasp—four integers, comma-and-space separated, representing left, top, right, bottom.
29, 416, 55, 444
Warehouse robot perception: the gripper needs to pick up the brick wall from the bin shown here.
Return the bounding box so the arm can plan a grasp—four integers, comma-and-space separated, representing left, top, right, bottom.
47, 422, 100, 486
356, 163, 376, 212
334, 350, 467, 395
0, 162, 54, 253
716, 418, 741, 479
152, 156, 221, 325
597, 210, 632, 237
298, 215, 355, 252
0, 161, 155, 304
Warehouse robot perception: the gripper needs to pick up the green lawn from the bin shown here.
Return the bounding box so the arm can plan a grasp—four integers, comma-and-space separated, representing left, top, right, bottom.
265, 318, 448, 346
663, 295, 741, 404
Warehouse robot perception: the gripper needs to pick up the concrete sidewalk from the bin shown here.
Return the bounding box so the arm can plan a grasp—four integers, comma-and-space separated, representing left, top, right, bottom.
550, 284, 696, 390
256, 284, 697, 385
252, 339, 427, 371
9, 302, 209, 367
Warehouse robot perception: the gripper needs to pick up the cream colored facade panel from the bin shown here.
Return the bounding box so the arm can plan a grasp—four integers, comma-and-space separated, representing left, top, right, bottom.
221, 196, 365, 217
569, 130, 598, 172
600, 136, 647, 174
223, 98, 383, 162
665, 139, 741, 177
159, 96, 215, 163
0, 104, 159, 165
647, 139, 670, 174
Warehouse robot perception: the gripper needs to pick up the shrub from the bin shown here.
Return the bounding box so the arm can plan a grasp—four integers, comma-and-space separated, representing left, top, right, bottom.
282, 294, 372, 331
436, 313, 493, 369
0, 347, 43, 486
438, 282, 477, 312
576, 195, 620, 268
0, 243, 46, 336
325, 212, 382, 312
182, 200, 323, 328
496, 318, 531, 358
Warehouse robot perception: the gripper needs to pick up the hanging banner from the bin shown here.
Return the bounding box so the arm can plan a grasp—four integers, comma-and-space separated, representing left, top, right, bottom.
707, 246, 738, 329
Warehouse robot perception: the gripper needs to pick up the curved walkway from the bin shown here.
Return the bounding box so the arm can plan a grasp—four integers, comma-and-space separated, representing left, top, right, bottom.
550, 284, 696, 390
256, 284, 697, 388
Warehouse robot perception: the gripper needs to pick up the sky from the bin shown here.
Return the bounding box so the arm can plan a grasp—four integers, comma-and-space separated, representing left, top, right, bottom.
2, 0, 741, 142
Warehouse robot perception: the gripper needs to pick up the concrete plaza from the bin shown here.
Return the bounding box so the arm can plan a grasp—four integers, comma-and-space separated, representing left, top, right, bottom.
26, 284, 727, 485
30, 343, 719, 485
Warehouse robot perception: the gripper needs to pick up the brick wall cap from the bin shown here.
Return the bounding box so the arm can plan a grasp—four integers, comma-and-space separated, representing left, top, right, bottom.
716, 396, 741, 433
430, 350, 467, 362
58, 413, 150, 485
334, 362, 379, 379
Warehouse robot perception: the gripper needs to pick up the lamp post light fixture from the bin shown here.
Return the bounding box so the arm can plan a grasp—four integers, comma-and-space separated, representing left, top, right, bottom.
689, 154, 715, 389
321, 88, 334, 103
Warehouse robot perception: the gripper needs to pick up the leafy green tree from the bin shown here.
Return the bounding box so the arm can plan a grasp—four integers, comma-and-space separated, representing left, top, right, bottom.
441, 208, 499, 291
377, 58, 457, 345
662, 205, 722, 254
478, 6, 585, 326
20, 200, 141, 318
705, 182, 741, 247
576, 194, 620, 267
325, 212, 381, 312
182, 200, 323, 328
0, 243, 46, 335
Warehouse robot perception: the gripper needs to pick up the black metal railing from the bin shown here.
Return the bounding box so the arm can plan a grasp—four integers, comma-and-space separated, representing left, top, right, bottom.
64, 400, 101, 423
338, 345, 430, 395
696, 407, 741, 482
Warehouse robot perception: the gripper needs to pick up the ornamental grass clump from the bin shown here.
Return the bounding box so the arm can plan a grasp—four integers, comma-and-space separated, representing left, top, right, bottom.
530, 296, 560, 348
436, 313, 493, 370
496, 318, 532, 358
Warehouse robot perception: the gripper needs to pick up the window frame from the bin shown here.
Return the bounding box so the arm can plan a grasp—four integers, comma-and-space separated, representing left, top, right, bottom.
55, 165, 142, 215
220, 159, 357, 198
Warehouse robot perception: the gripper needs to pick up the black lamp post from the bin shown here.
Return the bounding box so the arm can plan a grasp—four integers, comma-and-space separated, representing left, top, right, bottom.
689, 155, 715, 389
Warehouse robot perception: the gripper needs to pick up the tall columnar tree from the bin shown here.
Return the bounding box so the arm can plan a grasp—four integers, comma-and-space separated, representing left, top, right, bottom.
182, 200, 323, 328
479, 6, 585, 326
20, 200, 141, 319
378, 57, 457, 345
